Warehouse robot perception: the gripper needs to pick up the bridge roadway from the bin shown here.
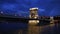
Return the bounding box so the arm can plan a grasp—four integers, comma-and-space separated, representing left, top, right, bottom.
0, 14, 60, 26
0, 14, 50, 23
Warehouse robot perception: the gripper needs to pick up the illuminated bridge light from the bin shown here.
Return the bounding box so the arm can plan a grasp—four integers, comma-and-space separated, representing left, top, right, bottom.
34, 16, 37, 19
29, 20, 39, 23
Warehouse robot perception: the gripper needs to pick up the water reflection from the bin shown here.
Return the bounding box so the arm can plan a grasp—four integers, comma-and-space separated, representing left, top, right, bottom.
39, 23, 58, 34
0, 22, 59, 34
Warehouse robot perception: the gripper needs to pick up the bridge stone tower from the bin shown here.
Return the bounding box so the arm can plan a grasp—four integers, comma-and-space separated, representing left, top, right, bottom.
28, 8, 39, 34
29, 8, 38, 19
29, 8, 39, 25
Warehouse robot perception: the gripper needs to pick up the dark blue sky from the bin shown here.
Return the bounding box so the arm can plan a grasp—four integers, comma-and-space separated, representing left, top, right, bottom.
0, 0, 60, 16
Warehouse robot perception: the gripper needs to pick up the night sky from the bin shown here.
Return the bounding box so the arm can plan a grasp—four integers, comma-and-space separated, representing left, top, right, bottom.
0, 0, 60, 16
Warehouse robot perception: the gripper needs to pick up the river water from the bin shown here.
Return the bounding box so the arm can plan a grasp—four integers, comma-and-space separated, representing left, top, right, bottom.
0, 22, 59, 34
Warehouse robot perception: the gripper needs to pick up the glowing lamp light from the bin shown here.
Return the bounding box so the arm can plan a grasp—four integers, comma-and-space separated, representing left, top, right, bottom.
34, 17, 37, 19
29, 20, 39, 25
37, 20, 39, 23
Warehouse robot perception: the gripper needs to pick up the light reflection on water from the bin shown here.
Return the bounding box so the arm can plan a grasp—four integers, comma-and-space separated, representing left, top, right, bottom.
0, 22, 59, 34
28, 23, 58, 34
39, 23, 58, 34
